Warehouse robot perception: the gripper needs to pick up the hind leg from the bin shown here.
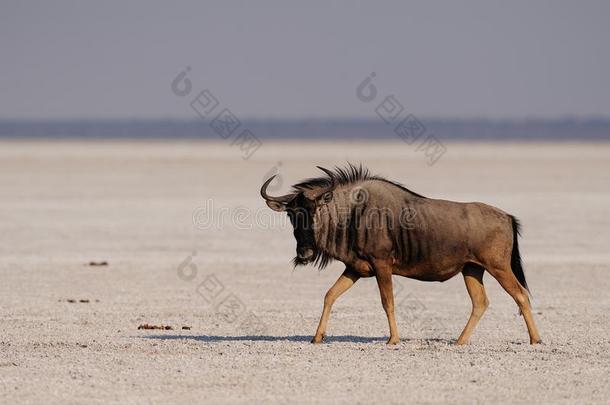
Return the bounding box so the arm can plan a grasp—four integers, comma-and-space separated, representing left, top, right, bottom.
488, 267, 541, 344
456, 266, 489, 345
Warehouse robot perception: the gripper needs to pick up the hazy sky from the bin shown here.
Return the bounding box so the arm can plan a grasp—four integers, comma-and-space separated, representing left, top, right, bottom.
1, 1, 609, 119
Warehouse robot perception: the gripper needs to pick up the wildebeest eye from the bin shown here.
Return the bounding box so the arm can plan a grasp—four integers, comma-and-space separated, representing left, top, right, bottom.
319, 191, 333, 205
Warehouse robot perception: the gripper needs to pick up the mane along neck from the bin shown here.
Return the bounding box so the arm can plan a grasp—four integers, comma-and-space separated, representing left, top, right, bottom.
311, 182, 361, 268
292, 163, 425, 199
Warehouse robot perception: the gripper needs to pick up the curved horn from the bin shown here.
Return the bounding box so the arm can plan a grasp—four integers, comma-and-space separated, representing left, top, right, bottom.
260, 175, 294, 203
316, 166, 337, 189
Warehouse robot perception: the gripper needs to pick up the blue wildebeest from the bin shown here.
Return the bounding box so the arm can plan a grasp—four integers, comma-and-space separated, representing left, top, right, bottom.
261, 164, 541, 345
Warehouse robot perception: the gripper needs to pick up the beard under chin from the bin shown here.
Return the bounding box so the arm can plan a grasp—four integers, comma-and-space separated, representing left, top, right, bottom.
292, 256, 313, 267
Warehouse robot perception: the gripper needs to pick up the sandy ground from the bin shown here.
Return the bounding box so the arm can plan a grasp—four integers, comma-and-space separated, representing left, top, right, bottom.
0, 140, 608, 404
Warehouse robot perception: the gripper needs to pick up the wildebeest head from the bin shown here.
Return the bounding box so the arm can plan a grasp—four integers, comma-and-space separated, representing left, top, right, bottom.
261, 166, 337, 265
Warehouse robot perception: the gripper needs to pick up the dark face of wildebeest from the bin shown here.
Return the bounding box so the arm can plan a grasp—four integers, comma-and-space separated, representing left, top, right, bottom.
260, 167, 336, 265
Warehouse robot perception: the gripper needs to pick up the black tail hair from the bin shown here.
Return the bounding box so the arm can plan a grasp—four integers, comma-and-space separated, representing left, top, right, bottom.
509, 215, 529, 293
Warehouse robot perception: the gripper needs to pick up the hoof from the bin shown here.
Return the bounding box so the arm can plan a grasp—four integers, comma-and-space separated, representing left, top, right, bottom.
386, 337, 400, 345
530, 339, 543, 345
311, 334, 326, 344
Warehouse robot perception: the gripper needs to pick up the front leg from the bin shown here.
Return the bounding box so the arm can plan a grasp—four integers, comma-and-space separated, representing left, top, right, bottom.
311, 268, 360, 343
373, 259, 400, 345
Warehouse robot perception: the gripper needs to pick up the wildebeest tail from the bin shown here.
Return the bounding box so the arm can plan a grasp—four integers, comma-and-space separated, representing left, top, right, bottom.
509, 215, 529, 293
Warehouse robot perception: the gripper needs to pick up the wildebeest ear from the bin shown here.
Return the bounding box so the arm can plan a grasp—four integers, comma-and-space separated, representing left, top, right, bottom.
266, 200, 287, 212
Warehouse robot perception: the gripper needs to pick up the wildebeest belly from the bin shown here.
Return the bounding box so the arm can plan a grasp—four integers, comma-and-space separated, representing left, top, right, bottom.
393, 261, 464, 282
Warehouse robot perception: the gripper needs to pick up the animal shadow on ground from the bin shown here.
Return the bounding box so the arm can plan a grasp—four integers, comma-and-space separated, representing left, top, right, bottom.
140, 334, 454, 345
